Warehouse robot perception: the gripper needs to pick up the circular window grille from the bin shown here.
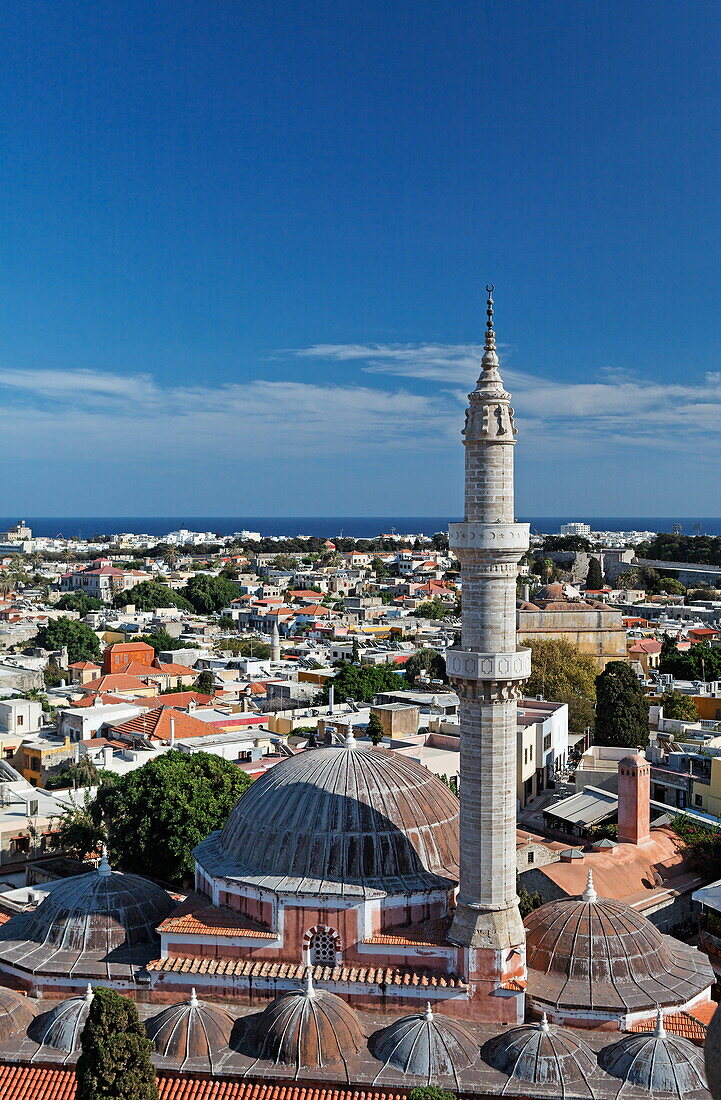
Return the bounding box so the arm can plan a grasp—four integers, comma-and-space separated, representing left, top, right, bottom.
310, 929, 337, 965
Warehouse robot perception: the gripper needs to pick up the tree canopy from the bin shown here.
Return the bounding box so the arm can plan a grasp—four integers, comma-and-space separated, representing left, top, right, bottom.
405, 648, 448, 685
414, 597, 451, 620
660, 690, 699, 723
181, 574, 241, 614
321, 661, 408, 705
76, 987, 158, 1100
585, 557, 603, 589
114, 581, 193, 612
524, 638, 597, 734
660, 638, 721, 682
34, 618, 101, 664
671, 815, 721, 881
92, 751, 252, 883
133, 628, 188, 654
594, 661, 649, 748
55, 592, 104, 613
637, 532, 721, 567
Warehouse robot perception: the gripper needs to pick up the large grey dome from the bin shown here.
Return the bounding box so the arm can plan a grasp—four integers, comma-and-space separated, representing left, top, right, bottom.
483, 1013, 597, 1095
146, 988, 233, 1071
253, 971, 363, 1073
0, 853, 175, 981
195, 741, 459, 897
600, 1012, 708, 1099
371, 1003, 477, 1087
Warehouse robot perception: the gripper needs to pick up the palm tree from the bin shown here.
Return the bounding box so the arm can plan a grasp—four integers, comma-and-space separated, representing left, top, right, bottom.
0, 575, 13, 598
163, 546, 179, 569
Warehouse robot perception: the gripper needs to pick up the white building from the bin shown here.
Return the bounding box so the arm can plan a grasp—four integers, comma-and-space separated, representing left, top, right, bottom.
560, 522, 591, 537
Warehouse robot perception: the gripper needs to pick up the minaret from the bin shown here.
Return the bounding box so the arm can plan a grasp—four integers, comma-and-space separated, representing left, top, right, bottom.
446, 286, 530, 1023
271, 619, 281, 663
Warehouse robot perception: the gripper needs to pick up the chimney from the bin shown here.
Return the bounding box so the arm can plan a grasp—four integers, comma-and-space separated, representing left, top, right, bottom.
169, 713, 176, 748
617, 753, 651, 845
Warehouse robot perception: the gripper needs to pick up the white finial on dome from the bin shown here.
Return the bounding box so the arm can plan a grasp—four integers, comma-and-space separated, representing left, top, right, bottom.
98, 845, 111, 877
189, 987, 199, 1008
85, 983, 94, 1002
303, 967, 316, 998
423, 1002, 434, 1022
654, 1007, 666, 1038
582, 868, 597, 903
344, 721, 355, 747
539, 1012, 550, 1033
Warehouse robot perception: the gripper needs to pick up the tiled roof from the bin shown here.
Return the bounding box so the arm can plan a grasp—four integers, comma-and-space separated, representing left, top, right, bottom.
110, 706, 213, 741
158, 896, 276, 939
629, 1007, 711, 1045
146, 957, 466, 988
80, 674, 151, 693
363, 917, 451, 947
0, 1066, 412, 1100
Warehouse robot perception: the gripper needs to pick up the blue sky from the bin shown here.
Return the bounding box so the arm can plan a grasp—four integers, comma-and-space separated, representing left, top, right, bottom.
1, 0, 720, 516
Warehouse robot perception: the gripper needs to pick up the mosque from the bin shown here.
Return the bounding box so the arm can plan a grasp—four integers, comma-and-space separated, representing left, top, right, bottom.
0, 290, 715, 1099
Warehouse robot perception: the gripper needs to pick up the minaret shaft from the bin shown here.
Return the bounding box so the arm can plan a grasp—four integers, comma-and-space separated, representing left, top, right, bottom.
446, 288, 529, 1018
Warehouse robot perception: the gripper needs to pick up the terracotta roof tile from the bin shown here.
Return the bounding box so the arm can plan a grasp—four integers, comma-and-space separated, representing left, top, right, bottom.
158, 896, 276, 939
629, 1008, 710, 1045
145, 956, 466, 988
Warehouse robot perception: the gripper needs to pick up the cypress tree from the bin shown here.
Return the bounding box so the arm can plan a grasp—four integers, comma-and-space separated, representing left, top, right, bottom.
594, 661, 649, 748
76, 987, 158, 1100
586, 556, 603, 590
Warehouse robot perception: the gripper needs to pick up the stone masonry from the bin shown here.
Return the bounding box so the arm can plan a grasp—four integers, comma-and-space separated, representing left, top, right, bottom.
445, 288, 530, 1023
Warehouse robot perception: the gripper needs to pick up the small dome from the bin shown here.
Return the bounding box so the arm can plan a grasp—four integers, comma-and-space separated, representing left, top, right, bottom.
524, 871, 714, 1016
483, 1013, 596, 1093
31, 984, 94, 1053
0, 986, 36, 1041
196, 742, 459, 897
146, 988, 234, 1071
371, 1003, 477, 1086
254, 971, 363, 1071
19, 853, 174, 953
600, 1011, 708, 1099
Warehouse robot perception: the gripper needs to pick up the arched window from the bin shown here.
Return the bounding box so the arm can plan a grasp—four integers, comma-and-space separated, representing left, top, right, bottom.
309, 928, 337, 965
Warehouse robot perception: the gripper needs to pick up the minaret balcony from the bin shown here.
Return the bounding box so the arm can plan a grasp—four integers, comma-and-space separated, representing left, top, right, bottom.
445, 648, 531, 682
449, 521, 529, 553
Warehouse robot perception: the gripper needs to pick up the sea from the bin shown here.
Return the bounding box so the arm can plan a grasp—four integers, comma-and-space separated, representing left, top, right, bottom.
3, 517, 721, 540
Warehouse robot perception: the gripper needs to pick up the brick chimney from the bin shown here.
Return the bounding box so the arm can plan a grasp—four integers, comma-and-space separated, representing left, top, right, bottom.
617, 752, 651, 845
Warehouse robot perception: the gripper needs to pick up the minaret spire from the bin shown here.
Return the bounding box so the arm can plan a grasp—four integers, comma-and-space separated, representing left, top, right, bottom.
446, 285, 530, 1025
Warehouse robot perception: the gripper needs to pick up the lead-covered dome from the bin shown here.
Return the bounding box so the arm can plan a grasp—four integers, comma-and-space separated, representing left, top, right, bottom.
600, 1011, 708, 1099
371, 1003, 477, 1086
31, 984, 94, 1053
0, 987, 36, 1041
195, 741, 459, 897
0, 852, 175, 981
146, 988, 233, 1071
483, 1013, 597, 1095
254, 971, 363, 1072
524, 871, 713, 1018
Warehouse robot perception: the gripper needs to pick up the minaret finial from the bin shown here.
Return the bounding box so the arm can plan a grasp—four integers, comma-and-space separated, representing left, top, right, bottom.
98, 844, 111, 877
654, 1006, 666, 1038
582, 868, 597, 903
481, 283, 499, 371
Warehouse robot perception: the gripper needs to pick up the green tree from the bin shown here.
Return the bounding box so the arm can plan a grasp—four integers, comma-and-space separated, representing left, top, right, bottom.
657, 576, 686, 595
518, 884, 545, 918
366, 713, 385, 745
133, 628, 187, 654
524, 638, 597, 734
415, 597, 449, 620
50, 791, 106, 861
181, 574, 240, 614
405, 648, 448, 686
193, 670, 215, 696
46, 757, 102, 791
44, 658, 65, 688
409, 1088, 455, 1100
586, 557, 603, 589
660, 690, 699, 722
320, 661, 408, 705
55, 592, 105, 614
114, 581, 192, 612
671, 815, 721, 880
34, 618, 101, 664
76, 986, 158, 1100
93, 751, 252, 883
660, 639, 721, 682
594, 661, 649, 748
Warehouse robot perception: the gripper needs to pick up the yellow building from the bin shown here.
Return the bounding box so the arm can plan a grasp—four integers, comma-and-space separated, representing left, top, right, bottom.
517, 583, 627, 673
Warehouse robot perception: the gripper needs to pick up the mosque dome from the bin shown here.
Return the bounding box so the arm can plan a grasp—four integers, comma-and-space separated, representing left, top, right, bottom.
370, 1003, 477, 1085
0, 987, 36, 1041
254, 971, 363, 1071
31, 984, 94, 1052
195, 740, 459, 897
524, 872, 714, 1017
0, 851, 175, 983
483, 1013, 596, 1094
600, 1011, 708, 1099
146, 988, 234, 1071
